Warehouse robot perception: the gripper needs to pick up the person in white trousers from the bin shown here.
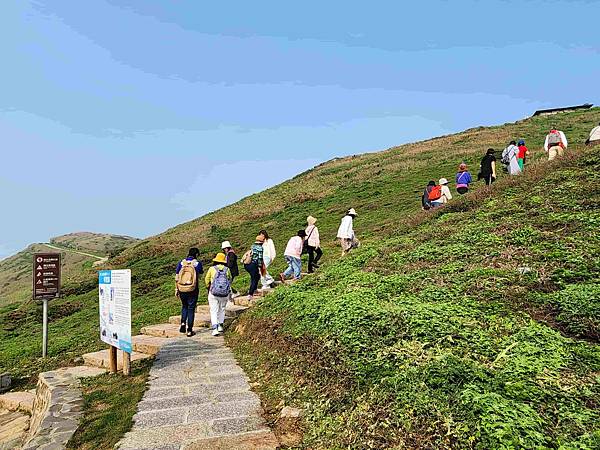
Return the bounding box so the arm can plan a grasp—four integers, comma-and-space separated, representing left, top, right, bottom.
204, 253, 232, 336
259, 229, 276, 289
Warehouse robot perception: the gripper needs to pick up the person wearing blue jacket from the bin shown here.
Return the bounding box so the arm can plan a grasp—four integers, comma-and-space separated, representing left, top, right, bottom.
456, 163, 473, 194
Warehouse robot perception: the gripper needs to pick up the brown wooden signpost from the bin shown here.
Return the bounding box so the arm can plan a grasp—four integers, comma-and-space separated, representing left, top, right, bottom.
33, 252, 61, 357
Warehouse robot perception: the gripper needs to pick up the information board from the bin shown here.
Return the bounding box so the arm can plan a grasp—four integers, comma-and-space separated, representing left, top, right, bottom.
33, 253, 61, 300
98, 269, 132, 353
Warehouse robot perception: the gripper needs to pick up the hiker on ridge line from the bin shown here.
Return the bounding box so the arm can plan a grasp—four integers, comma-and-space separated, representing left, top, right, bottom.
205, 253, 232, 337
280, 229, 307, 281
305, 215, 322, 273
243, 235, 264, 299
544, 126, 568, 161
259, 230, 276, 289
586, 122, 600, 146
175, 247, 204, 337
456, 163, 472, 194
337, 208, 359, 256
478, 148, 497, 185
501, 141, 522, 175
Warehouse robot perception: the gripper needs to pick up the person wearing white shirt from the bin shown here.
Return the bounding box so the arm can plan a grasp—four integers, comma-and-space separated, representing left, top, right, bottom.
305, 215, 322, 273
258, 230, 276, 288
336, 208, 359, 256
432, 178, 454, 207
586, 122, 600, 146
543, 127, 568, 161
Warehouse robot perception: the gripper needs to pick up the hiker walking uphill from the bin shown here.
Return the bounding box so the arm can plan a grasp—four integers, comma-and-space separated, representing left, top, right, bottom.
479, 148, 497, 185
432, 178, 452, 206
243, 235, 264, 299
205, 253, 232, 336
305, 215, 322, 273
586, 122, 600, 146
280, 230, 307, 281
422, 181, 440, 210
501, 141, 522, 175
221, 241, 239, 282
456, 163, 472, 194
544, 126, 568, 161
259, 230, 276, 289
517, 140, 529, 171
175, 248, 204, 337
337, 208, 359, 256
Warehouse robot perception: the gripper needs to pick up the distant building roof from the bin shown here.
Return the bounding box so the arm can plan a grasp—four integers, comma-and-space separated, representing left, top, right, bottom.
533, 103, 593, 116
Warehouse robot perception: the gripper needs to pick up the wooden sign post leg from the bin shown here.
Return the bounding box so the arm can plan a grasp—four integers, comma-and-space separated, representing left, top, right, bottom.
122, 350, 131, 376
108, 345, 118, 373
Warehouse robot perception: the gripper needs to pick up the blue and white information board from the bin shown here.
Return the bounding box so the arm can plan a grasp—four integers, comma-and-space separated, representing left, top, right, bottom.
99, 269, 132, 353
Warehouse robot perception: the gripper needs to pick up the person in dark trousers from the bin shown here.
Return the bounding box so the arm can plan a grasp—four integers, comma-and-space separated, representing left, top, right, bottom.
479, 148, 497, 185
175, 247, 204, 337
244, 235, 264, 299
221, 241, 239, 281
421, 180, 437, 210
305, 215, 322, 273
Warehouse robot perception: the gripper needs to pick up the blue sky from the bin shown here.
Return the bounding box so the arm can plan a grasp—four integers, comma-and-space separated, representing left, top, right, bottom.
1, 0, 598, 258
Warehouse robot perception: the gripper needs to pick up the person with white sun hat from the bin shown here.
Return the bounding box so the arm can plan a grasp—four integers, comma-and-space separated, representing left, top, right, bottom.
337, 208, 359, 256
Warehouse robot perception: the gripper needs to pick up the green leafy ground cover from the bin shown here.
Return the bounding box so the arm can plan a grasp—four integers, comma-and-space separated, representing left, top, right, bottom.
230, 146, 600, 448
0, 109, 599, 448
66, 359, 151, 450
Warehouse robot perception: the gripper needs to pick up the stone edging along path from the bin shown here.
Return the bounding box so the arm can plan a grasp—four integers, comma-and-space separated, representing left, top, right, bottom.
22, 366, 106, 450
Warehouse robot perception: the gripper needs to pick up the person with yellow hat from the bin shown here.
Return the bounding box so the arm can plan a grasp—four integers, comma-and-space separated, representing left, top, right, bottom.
204, 252, 232, 336
305, 215, 322, 273
243, 235, 264, 299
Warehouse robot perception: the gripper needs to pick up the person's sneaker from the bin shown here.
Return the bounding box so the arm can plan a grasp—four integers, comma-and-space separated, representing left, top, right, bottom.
179, 323, 186, 333
186, 330, 196, 337
217, 324, 224, 333
247, 294, 253, 300
211, 328, 220, 336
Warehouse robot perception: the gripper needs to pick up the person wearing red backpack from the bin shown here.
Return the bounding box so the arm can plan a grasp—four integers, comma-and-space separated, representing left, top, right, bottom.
422, 181, 440, 210
175, 248, 204, 337
544, 127, 568, 161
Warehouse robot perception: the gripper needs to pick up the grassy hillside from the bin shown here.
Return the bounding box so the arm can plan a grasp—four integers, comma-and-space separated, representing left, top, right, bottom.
231, 146, 600, 448
0, 109, 598, 447
0, 233, 138, 307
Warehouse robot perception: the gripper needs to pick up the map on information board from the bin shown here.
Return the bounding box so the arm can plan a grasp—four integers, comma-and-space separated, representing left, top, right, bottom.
99, 269, 132, 353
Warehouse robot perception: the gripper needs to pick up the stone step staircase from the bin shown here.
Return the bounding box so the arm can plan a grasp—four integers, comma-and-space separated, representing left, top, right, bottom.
82, 301, 251, 369
1, 284, 281, 449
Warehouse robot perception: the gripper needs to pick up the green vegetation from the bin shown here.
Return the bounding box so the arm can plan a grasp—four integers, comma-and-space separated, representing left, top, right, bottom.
66, 360, 151, 450
1, 109, 599, 447
230, 145, 600, 448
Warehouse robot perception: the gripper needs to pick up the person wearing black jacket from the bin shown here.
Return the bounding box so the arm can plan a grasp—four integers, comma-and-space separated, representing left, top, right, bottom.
221, 241, 239, 281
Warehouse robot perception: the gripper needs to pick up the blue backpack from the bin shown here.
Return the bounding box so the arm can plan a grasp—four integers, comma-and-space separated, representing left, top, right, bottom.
210, 267, 231, 297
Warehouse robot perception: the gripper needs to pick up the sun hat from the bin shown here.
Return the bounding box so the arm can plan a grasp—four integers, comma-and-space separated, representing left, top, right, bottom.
212, 253, 227, 264
347, 208, 357, 216
307, 215, 317, 225
221, 240, 232, 249
255, 234, 265, 243
439, 178, 449, 185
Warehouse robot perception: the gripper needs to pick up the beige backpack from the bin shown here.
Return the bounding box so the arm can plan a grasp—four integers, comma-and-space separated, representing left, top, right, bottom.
241, 249, 253, 265
176, 259, 198, 292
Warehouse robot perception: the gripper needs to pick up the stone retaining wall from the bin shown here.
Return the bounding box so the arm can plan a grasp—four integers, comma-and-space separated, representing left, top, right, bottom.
22, 366, 104, 450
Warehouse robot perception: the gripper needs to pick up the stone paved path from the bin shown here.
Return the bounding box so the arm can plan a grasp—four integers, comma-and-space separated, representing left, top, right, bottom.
117, 328, 278, 450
